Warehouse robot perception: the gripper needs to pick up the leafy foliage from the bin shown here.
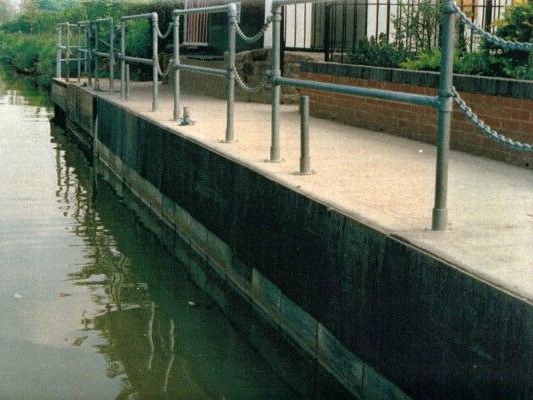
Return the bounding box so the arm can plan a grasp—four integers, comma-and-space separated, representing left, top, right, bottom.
349, 36, 411, 68
351, 1, 530, 80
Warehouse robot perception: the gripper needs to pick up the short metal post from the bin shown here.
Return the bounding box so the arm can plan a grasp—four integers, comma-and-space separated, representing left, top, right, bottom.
109, 19, 114, 93
77, 24, 81, 83
270, 5, 282, 161
125, 63, 130, 100
151, 12, 158, 111
173, 14, 180, 121
224, 3, 237, 142
299, 96, 312, 174
432, 0, 455, 231
66, 23, 71, 82
56, 26, 62, 78
120, 22, 126, 99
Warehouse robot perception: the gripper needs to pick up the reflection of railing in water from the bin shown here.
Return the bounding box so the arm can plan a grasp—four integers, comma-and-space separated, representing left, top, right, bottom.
50, 124, 300, 399
49, 125, 181, 398
56, 0, 532, 231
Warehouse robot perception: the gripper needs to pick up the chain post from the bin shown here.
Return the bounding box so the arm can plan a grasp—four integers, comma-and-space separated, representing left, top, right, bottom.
77, 24, 81, 83
269, 5, 282, 162
56, 25, 62, 78
66, 23, 71, 82
152, 12, 158, 111
432, 0, 455, 231
121, 22, 126, 100
109, 19, 114, 93
224, 3, 237, 143
173, 13, 180, 121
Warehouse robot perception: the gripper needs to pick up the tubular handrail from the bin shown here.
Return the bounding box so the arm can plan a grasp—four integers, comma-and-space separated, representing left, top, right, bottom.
173, 3, 237, 142
56, 22, 89, 83
55, 0, 528, 232
119, 12, 159, 111
173, 4, 229, 16
91, 17, 115, 92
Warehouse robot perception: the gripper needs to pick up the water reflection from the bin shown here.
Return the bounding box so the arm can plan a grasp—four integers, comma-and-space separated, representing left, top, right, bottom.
49, 121, 297, 400
0, 68, 297, 400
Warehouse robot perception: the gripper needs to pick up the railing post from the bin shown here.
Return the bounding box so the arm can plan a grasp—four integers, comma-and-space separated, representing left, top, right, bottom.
224, 3, 237, 143
270, 4, 282, 162
56, 25, 62, 78
173, 13, 180, 121
94, 23, 99, 90
299, 95, 312, 174
87, 24, 93, 88
432, 0, 455, 231
121, 22, 126, 100
77, 24, 81, 83
109, 19, 114, 93
152, 12, 158, 111
66, 23, 71, 82
84, 24, 88, 77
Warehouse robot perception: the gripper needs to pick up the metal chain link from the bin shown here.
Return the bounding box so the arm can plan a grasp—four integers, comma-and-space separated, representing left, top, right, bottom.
156, 22, 173, 40
451, 87, 533, 152
234, 16, 272, 44
156, 58, 173, 79
451, 1, 532, 51
232, 65, 269, 93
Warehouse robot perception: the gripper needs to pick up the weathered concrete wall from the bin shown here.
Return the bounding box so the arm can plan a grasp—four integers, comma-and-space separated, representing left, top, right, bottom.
54, 80, 533, 400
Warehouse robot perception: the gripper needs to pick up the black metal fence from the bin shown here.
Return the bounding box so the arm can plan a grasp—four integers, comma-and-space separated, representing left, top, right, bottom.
281, 0, 515, 62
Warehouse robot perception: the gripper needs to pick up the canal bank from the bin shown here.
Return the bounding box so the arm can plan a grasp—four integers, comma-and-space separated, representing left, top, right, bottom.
52, 78, 533, 400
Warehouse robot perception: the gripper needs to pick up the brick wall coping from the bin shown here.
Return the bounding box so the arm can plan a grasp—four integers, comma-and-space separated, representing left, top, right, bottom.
300, 61, 532, 100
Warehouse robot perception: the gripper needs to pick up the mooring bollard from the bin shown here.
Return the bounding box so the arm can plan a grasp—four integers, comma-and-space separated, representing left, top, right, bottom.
298, 95, 313, 175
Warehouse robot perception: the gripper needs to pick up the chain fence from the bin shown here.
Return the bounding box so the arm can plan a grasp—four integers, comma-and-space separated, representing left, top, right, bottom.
232, 65, 269, 93
451, 87, 532, 152
451, 1, 533, 51
234, 17, 272, 44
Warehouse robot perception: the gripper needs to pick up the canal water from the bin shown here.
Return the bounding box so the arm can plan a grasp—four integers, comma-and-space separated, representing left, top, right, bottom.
0, 72, 300, 399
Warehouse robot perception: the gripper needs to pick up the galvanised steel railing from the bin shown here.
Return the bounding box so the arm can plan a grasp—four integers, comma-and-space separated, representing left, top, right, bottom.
119, 13, 160, 111
76, 21, 90, 85
56, 22, 88, 82
55, 0, 531, 231
92, 17, 115, 93
172, 3, 238, 143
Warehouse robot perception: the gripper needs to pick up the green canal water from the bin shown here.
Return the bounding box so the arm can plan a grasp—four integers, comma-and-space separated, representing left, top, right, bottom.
0, 73, 300, 399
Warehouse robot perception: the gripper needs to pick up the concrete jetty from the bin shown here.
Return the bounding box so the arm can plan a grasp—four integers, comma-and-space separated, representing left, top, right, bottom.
52, 78, 533, 400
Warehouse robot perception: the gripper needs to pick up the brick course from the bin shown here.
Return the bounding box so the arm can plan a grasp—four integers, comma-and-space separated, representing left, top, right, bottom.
292, 64, 532, 169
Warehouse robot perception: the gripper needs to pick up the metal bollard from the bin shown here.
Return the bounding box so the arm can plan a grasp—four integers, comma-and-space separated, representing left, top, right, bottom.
297, 96, 313, 175
125, 64, 130, 100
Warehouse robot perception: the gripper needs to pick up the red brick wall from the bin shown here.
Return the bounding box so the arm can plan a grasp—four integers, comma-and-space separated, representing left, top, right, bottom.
293, 71, 533, 169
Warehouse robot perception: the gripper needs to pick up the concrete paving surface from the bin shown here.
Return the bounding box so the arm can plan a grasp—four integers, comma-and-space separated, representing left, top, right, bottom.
81, 79, 532, 304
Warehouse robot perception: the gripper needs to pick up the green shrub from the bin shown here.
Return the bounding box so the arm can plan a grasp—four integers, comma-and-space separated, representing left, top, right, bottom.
400, 48, 442, 71
349, 37, 410, 68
